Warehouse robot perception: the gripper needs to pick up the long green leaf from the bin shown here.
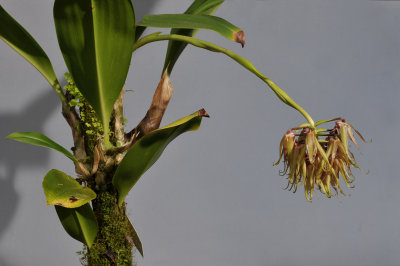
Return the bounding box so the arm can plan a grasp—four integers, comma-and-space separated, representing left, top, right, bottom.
113, 109, 209, 205
53, 0, 135, 130
134, 0, 223, 44
139, 14, 244, 47
43, 169, 96, 208
55, 203, 98, 248
164, 0, 224, 74
0, 5, 60, 89
6, 131, 77, 163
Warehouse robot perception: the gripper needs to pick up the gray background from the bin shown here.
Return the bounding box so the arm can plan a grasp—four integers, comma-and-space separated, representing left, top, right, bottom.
1, 0, 399, 265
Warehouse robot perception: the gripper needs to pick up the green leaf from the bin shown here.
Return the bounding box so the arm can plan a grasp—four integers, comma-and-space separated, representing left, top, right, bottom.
163, 0, 224, 74
53, 0, 136, 130
0, 5, 59, 88
135, 0, 223, 44
43, 169, 96, 208
6, 132, 77, 163
55, 203, 98, 248
113, 109, 209, 205
127, 217, 144, 257
139, 14, 244, 48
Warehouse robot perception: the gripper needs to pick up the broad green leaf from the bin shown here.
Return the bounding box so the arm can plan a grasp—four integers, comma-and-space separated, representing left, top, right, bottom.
43, 169, 96, 208
139, 14, 244, 48
0, 5, 59, 88
55, 203, 98, 248
54, 0, 135, 130
6, 132, 77, 162
113, 109, 209, 205
164, 0, 224, 74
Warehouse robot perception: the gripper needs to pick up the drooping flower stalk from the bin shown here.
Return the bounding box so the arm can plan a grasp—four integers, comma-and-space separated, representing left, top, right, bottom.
133, 33, 316, 127
133, 34, 371, 202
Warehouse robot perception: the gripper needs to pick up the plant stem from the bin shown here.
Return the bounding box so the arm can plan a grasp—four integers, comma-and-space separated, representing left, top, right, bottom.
82, 187, 135, 266
52, 82, 67, 104
133, 33, 315, 127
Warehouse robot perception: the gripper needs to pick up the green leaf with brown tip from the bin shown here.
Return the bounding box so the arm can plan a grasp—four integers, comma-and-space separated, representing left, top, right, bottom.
163, 0, 224, 74
113, 109, 209, 205
6, 132, 77, 163
53, 0, 135, 130
43, 169, 96, 208
55, 203, 98, 248
139, 14, 244, 48
0, 5, 59, 88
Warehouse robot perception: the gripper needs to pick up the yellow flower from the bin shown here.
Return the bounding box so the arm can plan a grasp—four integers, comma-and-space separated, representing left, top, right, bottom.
274, 131, 296, 175
275, 119, 368, 201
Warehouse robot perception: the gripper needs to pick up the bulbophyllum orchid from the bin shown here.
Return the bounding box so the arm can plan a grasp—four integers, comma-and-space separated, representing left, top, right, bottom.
275, 118, 368, 201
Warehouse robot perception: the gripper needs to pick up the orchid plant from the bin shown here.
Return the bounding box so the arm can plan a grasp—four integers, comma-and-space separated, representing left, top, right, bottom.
0, 0, 367, 265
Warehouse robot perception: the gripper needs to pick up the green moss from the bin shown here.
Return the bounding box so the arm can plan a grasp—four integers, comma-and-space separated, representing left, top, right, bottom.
81, 189, 134, 265
64, 74, 135, 265
64, 73, 104, 153
64, 73, 83, 107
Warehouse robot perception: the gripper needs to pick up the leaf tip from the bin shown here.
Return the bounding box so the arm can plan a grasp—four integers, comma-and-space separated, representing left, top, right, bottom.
234, 30, 246, 48
5, 132, 17, 140
198, 108, 210, 118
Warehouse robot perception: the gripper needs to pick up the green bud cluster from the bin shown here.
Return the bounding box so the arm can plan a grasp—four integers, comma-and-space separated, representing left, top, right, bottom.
63, 73, 103, 151
63, 73, 84, 108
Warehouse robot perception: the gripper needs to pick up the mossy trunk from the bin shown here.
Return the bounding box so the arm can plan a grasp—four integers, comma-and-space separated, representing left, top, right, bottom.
64, 83, 136, 265
63, 76, 152, 265
80, 184, 135, 266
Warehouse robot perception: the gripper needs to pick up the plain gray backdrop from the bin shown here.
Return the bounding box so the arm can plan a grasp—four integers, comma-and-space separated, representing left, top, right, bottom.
1, 0, 399, 265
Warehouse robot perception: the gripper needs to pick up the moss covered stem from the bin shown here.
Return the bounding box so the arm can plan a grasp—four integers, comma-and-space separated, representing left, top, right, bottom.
81, 188, 135, 266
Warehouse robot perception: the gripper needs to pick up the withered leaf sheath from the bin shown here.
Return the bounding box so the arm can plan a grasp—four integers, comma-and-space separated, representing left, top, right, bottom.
126, 70, 174, 141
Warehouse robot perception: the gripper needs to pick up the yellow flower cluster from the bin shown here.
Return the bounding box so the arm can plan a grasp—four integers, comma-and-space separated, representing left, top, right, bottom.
275, 119, 368, 201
